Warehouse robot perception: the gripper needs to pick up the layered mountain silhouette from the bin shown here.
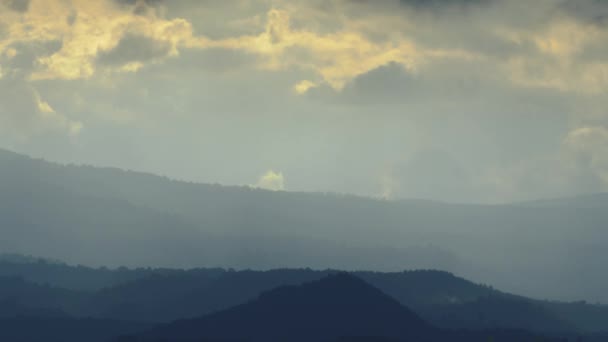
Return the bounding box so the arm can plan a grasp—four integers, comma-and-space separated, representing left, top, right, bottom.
123, 274, 560, 342
138, 273, 431, 341
1, 255, 607, 334
0, 270, 577, 341
2, 148, 608, 303
2, 148, 608, 340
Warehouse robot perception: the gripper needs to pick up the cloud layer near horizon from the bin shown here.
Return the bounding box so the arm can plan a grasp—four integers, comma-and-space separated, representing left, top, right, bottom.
1, 0, 607, 203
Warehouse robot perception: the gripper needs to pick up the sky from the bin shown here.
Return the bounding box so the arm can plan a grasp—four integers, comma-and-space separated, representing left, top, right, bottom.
0, 0, 607, 203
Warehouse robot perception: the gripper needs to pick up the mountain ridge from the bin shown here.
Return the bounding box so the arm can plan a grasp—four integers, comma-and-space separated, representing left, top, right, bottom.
1, 257, 607, 333
135, 274, 437, 342
2, 147, 608, 303
127, 274, 561, 342
5, 147, 607, 206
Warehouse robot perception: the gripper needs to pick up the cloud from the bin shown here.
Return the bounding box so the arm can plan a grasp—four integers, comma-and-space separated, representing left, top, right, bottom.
1, 39, 63, 75
174, 47, 260, 73
254, 170, 286, 191
96, 33, 173, 70
0, 0, 196, 80
563, 126, 608, 186
114, 0, 164, 13
294, 80, 317, 94
559, 0, 608, 26
381, 148, 485, 202
2, 0, 30, 13
0, 0, 607, 202
5, 0, 604, 95
0, 77, 83, 140
333, 62, 417, 103
397, 0, 495, 10
469, 126, 608, 202
0, 28, 80, 139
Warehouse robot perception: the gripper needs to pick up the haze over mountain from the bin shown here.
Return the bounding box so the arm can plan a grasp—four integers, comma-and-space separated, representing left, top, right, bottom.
1, 148, 608, 304
2, 0, 608, 205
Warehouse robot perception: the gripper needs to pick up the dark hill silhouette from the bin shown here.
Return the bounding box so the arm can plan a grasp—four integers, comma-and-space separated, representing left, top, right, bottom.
135, 273, 435, 342
89, 268, 598, 333
125, 274, 561, 342
89, 269, 502, 325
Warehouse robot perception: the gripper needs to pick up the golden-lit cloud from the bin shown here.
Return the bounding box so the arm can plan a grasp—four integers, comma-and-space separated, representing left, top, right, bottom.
0, 0, 607, 153
194, 8, 481, 90
1, 0, 604, 97
254, 170, 285, 191
0, 1, 481, 90
0, 0, 195, 80
501, 18, 608, 94
293, 80, 317, 94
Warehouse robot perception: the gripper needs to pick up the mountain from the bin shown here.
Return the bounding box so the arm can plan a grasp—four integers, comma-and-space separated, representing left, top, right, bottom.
88, 268, 568, 332
1, 256, 608, 333
0, 148, 459, 272
125, 274, 557, 342
514, 193, 608, 209
0, 276, 85, 318
131, 274, 431, 341
92, 268, 603, 333
2, 148, 608, 303
0, 317, 151, 342
0, 256, 605, 336
0, 255, 170, 291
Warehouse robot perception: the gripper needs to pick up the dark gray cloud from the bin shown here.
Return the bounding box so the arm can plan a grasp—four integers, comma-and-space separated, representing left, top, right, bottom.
342, 63, 416, 103
112, 0, 165, 16
398, 0, 494, 9
175, 48, 260, 73
157, 0, 271, 39
1, 40, 63, 75
560, 0, 608, 25
113, 0, 163, 7
306, 63, 416, 104
338, 0, 548, 64
96, 34, 172, 67
66, 11, 77, 26
0, 22, 7, 40
348, 0, 495, 12
2, 0, 30, 12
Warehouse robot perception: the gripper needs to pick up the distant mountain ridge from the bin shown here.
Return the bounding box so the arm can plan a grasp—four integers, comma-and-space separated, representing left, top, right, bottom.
125, 274, 561, 342
0, 271, 575, 341
0, 256, 607, 334
513, 192, 608, 208
2, 147, 608, 304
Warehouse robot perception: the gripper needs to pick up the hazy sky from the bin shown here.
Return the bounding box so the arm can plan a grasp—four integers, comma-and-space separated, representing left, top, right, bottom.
1, 0, 607, 203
